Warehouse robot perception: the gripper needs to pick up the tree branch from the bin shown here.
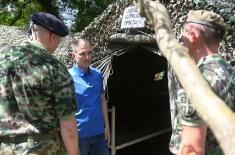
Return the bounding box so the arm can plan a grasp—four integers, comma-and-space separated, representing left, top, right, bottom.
9, 1, 30, 26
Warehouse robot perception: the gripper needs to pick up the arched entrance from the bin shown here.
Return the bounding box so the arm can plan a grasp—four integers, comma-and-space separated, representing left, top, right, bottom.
106, 44, 171, 153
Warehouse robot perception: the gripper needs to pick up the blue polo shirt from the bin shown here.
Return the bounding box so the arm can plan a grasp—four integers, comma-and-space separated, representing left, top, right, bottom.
69, 64, 104, 138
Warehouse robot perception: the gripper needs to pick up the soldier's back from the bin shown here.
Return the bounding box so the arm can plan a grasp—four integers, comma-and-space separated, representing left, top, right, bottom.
0, 41, 71, 155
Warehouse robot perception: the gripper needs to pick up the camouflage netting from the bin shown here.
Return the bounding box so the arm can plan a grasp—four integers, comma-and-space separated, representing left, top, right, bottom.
70, 0, 235, 67
0, 26, 28, 52
0, 25, 74, 68
0, 0, 234, 67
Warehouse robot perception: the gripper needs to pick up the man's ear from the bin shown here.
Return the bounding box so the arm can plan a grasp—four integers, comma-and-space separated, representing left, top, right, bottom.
71, 52, 75, 59
49, 33, 55, 41
190, 29, 201, 44
188, 30, 198, 43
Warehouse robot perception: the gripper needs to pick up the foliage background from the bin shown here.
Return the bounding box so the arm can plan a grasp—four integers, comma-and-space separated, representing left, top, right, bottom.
0, 0, 114, 32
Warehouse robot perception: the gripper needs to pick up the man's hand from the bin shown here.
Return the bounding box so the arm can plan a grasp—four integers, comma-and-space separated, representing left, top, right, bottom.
179, 145, 198, 155
104, 126, 111, 145
178, 125, 207, 155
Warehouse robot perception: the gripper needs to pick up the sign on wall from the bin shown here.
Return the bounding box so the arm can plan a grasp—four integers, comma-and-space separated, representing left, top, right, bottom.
121, 6, 146, 29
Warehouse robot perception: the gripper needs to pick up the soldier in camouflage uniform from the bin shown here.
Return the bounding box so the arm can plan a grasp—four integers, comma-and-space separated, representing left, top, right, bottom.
0, 12, 79, 155
168, 10, 235, 155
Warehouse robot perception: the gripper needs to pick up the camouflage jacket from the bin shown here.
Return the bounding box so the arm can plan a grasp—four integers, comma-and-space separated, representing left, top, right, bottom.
168, 54, 235, 154
0, 40, 77, 136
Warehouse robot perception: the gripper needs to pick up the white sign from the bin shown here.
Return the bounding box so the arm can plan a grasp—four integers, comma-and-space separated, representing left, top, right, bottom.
121, 6, 146, 29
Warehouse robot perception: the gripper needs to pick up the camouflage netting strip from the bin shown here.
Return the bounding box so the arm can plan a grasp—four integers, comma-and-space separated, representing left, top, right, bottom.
109, 33, 156, 43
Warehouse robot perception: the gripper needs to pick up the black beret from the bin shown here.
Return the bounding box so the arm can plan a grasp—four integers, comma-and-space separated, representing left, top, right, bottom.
31, 12, 69, 37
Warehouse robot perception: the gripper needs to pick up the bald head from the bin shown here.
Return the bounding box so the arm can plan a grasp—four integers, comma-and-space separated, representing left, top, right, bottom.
71, 39, 92, 53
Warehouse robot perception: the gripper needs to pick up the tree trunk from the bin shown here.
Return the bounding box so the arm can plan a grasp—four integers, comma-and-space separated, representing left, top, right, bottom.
132, 0, 235, 154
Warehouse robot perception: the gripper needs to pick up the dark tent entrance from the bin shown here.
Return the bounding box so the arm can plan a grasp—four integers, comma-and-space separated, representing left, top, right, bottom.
100, 43, 171, 154
108, 45, 169, 126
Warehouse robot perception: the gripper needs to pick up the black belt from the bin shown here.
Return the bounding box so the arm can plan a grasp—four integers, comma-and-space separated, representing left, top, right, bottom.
0, 133, 60, 144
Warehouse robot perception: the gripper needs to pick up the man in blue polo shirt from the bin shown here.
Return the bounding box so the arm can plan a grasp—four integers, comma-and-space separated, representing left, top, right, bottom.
69, 38, 110, 155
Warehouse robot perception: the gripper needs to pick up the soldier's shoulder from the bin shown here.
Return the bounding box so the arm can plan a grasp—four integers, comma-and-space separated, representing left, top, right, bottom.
0, 45, 25, 61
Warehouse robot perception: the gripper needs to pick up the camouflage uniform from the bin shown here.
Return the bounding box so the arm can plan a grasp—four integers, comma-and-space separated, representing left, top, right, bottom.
0, 40, 77, 155
168, 54, 235, 154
